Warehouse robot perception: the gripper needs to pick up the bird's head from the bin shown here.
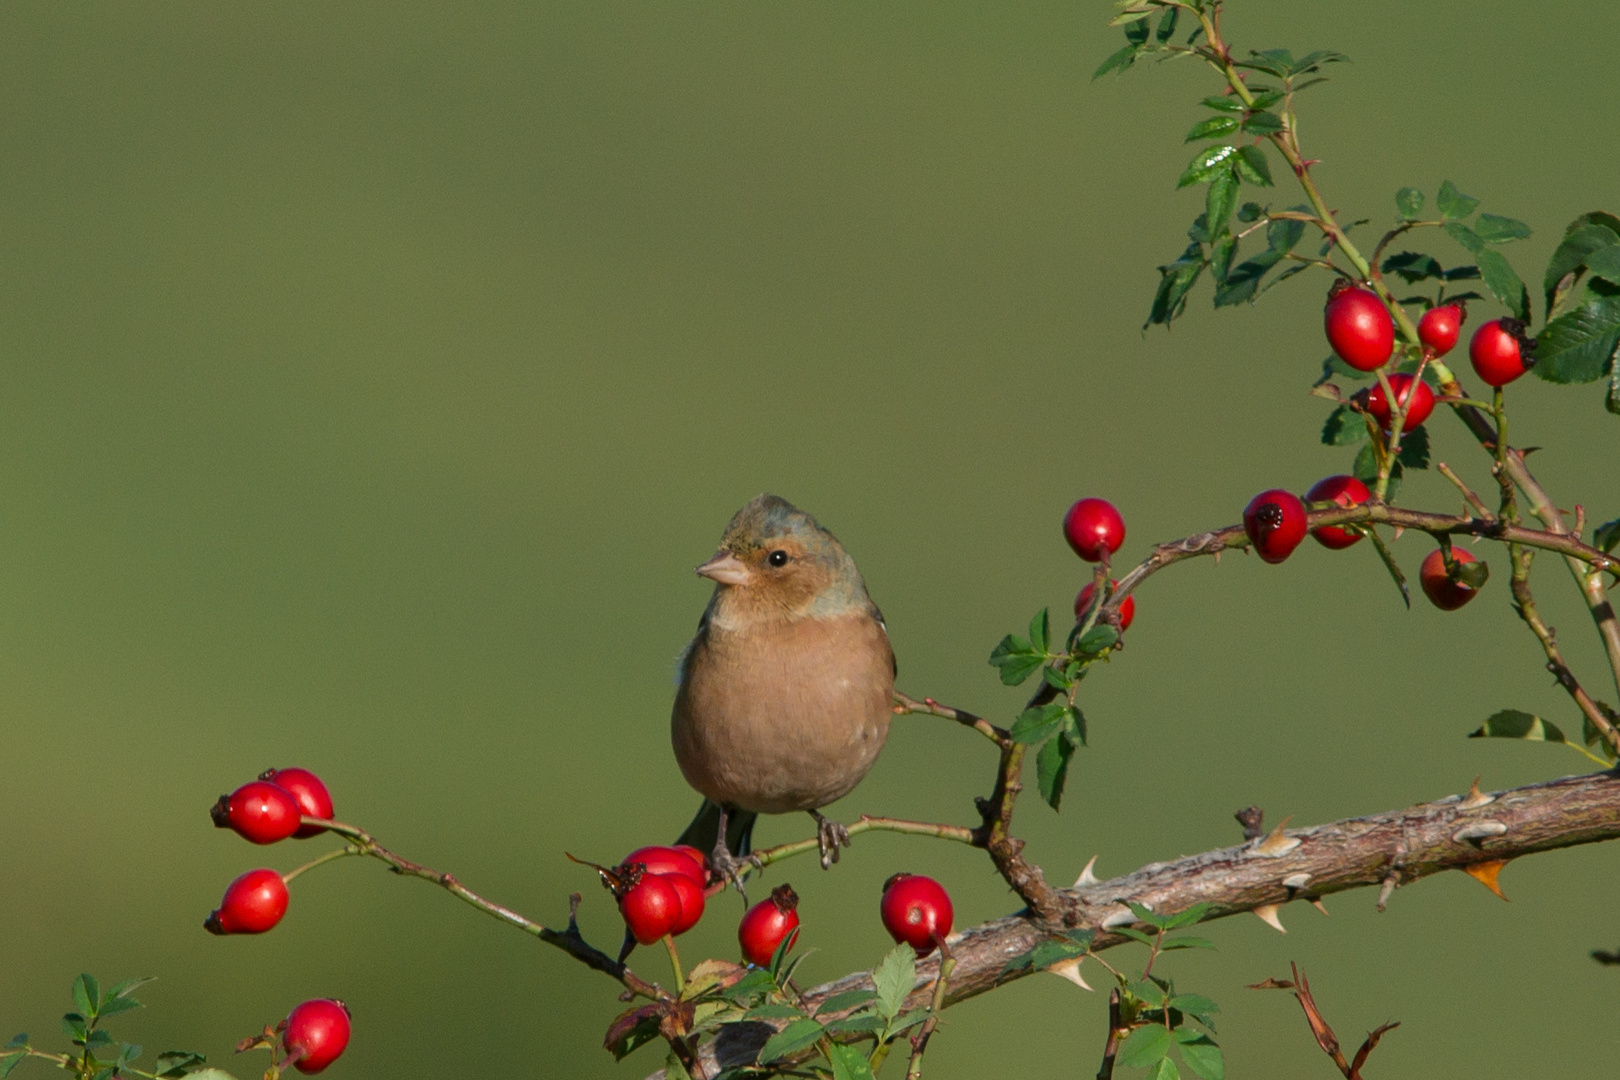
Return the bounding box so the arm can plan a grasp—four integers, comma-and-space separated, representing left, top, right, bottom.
696, 494, 867, 620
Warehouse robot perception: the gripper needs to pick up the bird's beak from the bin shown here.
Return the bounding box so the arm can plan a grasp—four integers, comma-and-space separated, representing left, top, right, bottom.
696, 549, 751, 586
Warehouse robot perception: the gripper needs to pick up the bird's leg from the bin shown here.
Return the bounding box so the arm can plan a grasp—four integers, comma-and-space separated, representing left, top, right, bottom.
809, 810, 851, 869
709, 805, 751, 899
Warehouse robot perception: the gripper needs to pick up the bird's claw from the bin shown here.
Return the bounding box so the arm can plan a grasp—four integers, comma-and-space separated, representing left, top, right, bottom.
811, 811, 851, 869
709, 839, 752, 901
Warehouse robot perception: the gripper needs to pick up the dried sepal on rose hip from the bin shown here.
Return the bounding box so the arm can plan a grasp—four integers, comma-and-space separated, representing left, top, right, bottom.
738, 883, 801, 967
1242, 489, 1308, 564
212, 780, 303, 845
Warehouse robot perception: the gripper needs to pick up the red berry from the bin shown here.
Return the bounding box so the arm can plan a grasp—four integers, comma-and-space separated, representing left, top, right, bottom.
1304, 475, 1371, 550
263, 768, 333, 839
1075, 580, 1135, 632
1242, 490, 1308, 565
660, 872, 706, 935
879, 873, 953, 957
211, 781, 302, 845
673, 845, 711, 883
204, 868, 289, 935
1469, 318, 1532, 387
282, 999, 351, 1075
1363, 374, 1434, 432
1417, 303, 1466, 357
1420, 547, 1482, 611
738, 884, 801, 967
622, 846, 706, 888
1063, 498, 1126, 563
1324, 284, 1395, 371
619, 872, 682, 944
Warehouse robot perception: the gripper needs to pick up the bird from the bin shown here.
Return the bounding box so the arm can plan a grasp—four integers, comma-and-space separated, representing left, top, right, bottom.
672, 493, 895, 879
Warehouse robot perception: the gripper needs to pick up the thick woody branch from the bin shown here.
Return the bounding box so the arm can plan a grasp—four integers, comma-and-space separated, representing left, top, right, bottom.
654, 770, 1620, 1079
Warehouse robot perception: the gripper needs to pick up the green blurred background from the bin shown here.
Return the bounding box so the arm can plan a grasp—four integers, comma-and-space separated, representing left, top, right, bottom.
2, 1, 1617, 1076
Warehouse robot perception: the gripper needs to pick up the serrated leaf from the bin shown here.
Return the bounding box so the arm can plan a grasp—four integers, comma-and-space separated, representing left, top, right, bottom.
1094, 43, 1142, 79
719, 969, 774, 1003
1469, 709, 1570, 746
1544, 221, 1620, 317
1147, 242, 1206, 328
96, 998, 141, 1020
827, 1043, 876, 1080
823, 1013, 886, 1037
1594, 518, 1620, 553
1397, 425, 1430, 469
1236, 201, 1262, 223
1443, 221, 1485, 254
1477, 248, 1530, 321
1236, 48, 1292, 77
1176, 1032, 1225, 1080
1012, 703, 1069, 745
1242, 110, 1285, 136
604, 1005, 664, 1061
154, 1051, 208, 1079
1122, 15, 1151, 44
872, 943, 916, 1021
1206, 169, 1239, 238
1131, 980, 1169, 1008
1209, 235, 1235, 284
1077, 624, 1120, 653
1587, 244, 1620, 286
1037, 732, 1076, 810
1126, 901, 1168, 929
816, 990, 878, 1016
989, 634, 1045, 686
1114, 927, 1156, 946
1321, 405, 1368, 446
1169, 993, 1220, 1016
1535, 297, 1620, 384
1029, 608, 1050, 654
743, 1003, 807, 1021
1186, 115, 1240, 142
1178, 145, 1239, 188
1267, 217, 1305, 255
1148, 1058, 1182, 1080
1162, 903, 1213, 930
74, 975, 99, 1020
757, 1018, 826, 1063
1200, 95, 1245, 114
1396, 187, 1425, 220
1117, 1025, 1174, 1068
1475, 213, 1531, 244
1154, 7, 1179, 42
1247, 88, 1286, 110
1437, 180, 1480, 221
0, 1054, 24, 1080
1213, 249, 1283, 306
4, 1038, 24, 1051
85, 1030, 114, 1049
1065, 705, 1088, 748
62, 1015, 86, 1042
1382, 251, 1444, 283
1233, 145, 1272, 186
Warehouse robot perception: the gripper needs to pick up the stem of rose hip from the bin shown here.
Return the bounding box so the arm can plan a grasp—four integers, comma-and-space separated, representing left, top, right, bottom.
662, 934, 685, 995
281, 845, 360, 884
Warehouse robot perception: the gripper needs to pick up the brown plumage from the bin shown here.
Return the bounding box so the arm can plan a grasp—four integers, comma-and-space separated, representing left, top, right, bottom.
672, 494, 895, 872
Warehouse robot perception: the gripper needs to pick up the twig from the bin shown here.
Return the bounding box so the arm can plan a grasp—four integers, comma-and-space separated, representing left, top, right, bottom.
893, 691, 1010, 745
1507, 545, 1620, 757
904, 938, 956, 1080
1095, 988, 1125, 1080
1436, 462, 1492, 519
747, 816, 977, 874
1254, 963, 1398, 1080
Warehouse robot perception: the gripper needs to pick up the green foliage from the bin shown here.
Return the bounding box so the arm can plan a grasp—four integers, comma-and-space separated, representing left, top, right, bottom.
1535, 296, 1620, 385
1469, 709, 1572, 747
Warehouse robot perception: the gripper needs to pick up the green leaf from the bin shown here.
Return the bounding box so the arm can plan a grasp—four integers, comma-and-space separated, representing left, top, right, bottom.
1176, 1032, 1225, 1080
1475, 213, 1531, 244
989, 634, 1045, 686
1396, 187, 1425, 220
1012, 703, 1069, 745
62, 1014, 87, 1043
1178, 145, 1239, 188
1469, 709, 1571, 746
153, 1051, 208, 1079
1587, 244, 1620, 286
662, 1050, 694, 1080
1442, 221, 1485, 254
1147, 242, 1206, 328
1205, 169, 1239, 237
1291, 48, 1350, 73
1131, 980, 1169, 1007
1160, 935, 1216, 951
1065, 705, 1088, 748
1236, 202, 1263, 222
0, 1054, 24, 1080
1185, 115, 1239, 142
1126, 901, 1168, 930
4, 1038, 24, 1051
827, 1043, 876, 1080
1117, 1025, 1174, 1068
1122, 15, 1151, 45
85, 1031, 114, 1049
1382, 251, 1444, 283
74, 974, 99, 1020
1213, 249, 1283, 306
1366, 528, 1410, 608
1476, 248, 1530, 321
1169, 993, 1220, 1016
872, 943, 916, 1021
1200, 95, 1245, 114
816, 990, 878, 1016
1162, 903, 1213, 930
1594, 518, 1620, 553
718, 968, 774, 1003
1544, 220, 1620, 317
1437, 180, 1480, 221
757, 1018, 826, 1063
1114, 927, 1156, 946
1029, 608, 1050, 654
1321, 405, 1368, 446
1233, 145, 1272, 187
1077, 624, 1120, 653
1242, 111, 1284, 136
744, 1004, 806, 1021
1236, 48, 1292, 77
1148, 1059, 1182, 1080
823, 1013, 886, 1037
1094, 43, 1141, 79
1267, 217, 1305, 254
1535, 296, 1620, 384
1247, 89, 1286, 110
96, 997, 142, 1020
1209, 235, 1235, 284
1154, 7, 1179, 43
1037, 731, 1076, 810
1397, 424, 1430, 470
104, 978, 154, 1003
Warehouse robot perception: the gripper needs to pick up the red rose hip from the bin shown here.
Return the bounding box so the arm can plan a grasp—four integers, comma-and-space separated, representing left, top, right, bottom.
1304, 475, 1371, 550
618, 872, 682, 944
1242, 490, 1308, 564
660, 871, 706, 936
1075, 580, 1135, 632
1324, 284, 1395, 371
205, 868, 289, 935
262, 768, 334, 839
1469, 318, 1533, 387
1363, 374, 1434, 432
738, 884, 801, 967
282, 998, 351, 1074
211, 781, 302, 845
880, 873, 953, 957
621, 845, 706, 888
1420, 547, 1483, 610
1417, 303, 1465, 358
1063, 498, 1125, 563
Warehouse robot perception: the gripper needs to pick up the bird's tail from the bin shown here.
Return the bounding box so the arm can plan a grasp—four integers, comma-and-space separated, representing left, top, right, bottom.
676, 799, 756, 858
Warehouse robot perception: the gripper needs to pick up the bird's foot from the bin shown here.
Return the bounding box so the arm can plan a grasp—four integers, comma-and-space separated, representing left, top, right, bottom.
810, 810, 851, 869
709, 806, 753, 899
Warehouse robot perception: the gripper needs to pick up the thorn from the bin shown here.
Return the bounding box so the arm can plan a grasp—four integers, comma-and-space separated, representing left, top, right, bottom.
1459, 776, 1495, 809
1309, 898, 1329, 916
1252, 816, 1300, 858
1462, 858, 1511, 901
1253, 903, 1287, 933
1452, 821, 1508, 845
1282, 873, 1311, 891
1376, 875, 1398, 912
1074, 855, 1101, 888
1046, 957, 1094, 991
1101, 905, 1137, 929
1392, 526, 1406, 541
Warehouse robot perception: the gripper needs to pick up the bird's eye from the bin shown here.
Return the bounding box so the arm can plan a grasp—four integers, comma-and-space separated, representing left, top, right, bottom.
767, 550, 790, 568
